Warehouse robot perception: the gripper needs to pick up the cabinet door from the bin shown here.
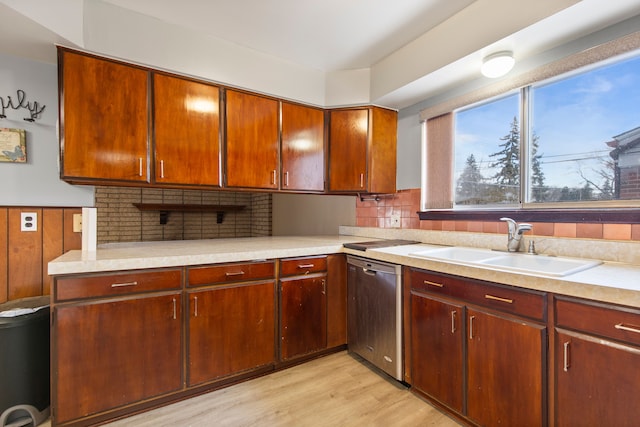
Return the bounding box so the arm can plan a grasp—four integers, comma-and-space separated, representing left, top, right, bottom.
326, 254, 347, 348
54, 293, 182, 424
555, 329, 640, 427
466, 308, 546, 427
410, 292, 464, 413
281, 102, 325, 191
187, 281, 276, 385
60, 50, 149, 183
280, 274, 327, 360
328, 109, 368, 192
153, 74, 220, 186
225, 90, 279, 189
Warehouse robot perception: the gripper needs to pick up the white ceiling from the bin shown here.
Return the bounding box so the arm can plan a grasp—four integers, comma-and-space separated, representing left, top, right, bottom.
102, 0, 477, 72
2, 0, 640, 109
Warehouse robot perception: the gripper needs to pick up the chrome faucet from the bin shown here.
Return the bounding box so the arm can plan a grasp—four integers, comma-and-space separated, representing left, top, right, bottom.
500, 217, 532, 252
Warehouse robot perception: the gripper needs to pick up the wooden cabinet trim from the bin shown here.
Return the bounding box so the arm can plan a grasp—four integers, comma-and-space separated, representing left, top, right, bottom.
555, 295, 640, 346
187, 261, 275, 287
279, 256, 327, 276
408, 267, 547, 321
54, 269, 182, 301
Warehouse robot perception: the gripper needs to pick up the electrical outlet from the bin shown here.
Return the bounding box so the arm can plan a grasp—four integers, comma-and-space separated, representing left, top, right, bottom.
390, 213, 401, 228
21, 212, 37, 232
73, 213, 83, 233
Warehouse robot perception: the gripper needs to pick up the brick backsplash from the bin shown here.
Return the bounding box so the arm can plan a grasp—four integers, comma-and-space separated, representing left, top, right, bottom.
356, 188, 640, 241
95, 187, 272, 244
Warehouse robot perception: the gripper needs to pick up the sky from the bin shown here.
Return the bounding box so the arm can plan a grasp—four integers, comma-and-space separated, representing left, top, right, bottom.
455, 52, 640, 193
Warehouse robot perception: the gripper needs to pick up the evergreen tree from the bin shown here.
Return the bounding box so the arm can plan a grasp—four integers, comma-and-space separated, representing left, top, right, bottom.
456, 154, 485, 204
489, 116, 520, 203
530, 133, 547, 202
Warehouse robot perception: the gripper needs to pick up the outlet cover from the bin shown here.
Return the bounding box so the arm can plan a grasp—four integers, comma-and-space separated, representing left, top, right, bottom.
73, 213, 83, 233
390, 213, 401, 228
21, 212, 37, 232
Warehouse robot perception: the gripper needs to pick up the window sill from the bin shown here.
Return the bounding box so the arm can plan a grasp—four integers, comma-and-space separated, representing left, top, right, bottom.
417, 208, 640, 224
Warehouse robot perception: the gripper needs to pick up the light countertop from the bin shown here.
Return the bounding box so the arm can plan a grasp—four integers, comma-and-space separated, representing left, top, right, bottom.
49, 235, 640, 309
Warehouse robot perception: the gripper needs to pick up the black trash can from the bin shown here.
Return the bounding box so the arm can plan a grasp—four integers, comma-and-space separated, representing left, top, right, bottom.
0, 296, 50, 427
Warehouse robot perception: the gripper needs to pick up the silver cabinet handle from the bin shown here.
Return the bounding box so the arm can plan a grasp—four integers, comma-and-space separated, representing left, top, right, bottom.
194, 296, 198, 317
172, 298, 177, 320
160, 160, 165, 178
563, 341, 571, 372
615, 323, 640, 334
424, 280, 443, 288
225, 271, 245, 277
298, 264, 315, 269
284, 171, 289, 187
469, 315, 475, 340
111, 281, 137, 288
322, 279, 326, 295
138, 158, 143, 177
485, 294, 513, 304
359, 173, 364, 188
271, 169, 277, 185
451, 310, 456, 334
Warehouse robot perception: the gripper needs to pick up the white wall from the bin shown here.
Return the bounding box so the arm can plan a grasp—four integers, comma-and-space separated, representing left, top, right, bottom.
82, 1, 327, 107
0, 53, 94, 206
272, 194, 356, 236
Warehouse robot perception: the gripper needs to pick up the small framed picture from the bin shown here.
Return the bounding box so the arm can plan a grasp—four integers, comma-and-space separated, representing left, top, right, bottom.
0, 128, 26, 162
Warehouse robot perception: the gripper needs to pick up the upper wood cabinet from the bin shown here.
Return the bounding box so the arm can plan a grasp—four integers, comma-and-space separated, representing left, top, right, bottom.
59, 49, 150, 184
328, 107, 397, 194
281, 102, 325, 192
153, 73, 221, 187
225, 89, 279, 189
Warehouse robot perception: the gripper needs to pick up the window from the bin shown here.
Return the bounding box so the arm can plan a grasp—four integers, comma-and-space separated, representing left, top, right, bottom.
453, 52, 640, 208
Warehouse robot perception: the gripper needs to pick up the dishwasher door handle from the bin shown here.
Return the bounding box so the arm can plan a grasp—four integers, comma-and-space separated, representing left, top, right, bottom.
362, 267, 377, 276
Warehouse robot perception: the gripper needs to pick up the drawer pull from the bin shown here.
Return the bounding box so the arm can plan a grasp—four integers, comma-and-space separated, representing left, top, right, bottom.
451, 310, 457, 334
111, 281, 138, 288
322, 279, 326, 295
563, 341, 571, 372
298, 264, 315, 269
225, 271, 245, 277
614, 323, 640, 334
424, 280, 444, 288
485, 294, 513, 304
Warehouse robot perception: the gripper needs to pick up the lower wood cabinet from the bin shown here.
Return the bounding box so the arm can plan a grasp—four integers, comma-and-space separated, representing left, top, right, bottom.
279, 256, 328, 361
53, 283, 182, 424
187, 281, 276, 385
407, 268, 547, 427
51, 256, 345, 426
466, 308, 545, 427
554, 296, 640, 426
410, 294, 464, 413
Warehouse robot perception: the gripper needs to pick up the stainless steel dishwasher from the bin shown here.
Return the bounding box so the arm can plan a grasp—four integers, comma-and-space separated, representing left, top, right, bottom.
347, 255, 403, 381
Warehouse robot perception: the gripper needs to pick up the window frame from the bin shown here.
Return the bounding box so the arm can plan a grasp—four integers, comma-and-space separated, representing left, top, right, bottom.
419, 41, 640, 224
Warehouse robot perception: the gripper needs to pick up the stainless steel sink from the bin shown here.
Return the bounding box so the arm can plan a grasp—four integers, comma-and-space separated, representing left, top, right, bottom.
478, 254, 602, 277
409, 246, 602, 277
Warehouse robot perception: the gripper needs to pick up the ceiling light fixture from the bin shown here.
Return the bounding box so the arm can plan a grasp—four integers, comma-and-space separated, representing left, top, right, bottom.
481, 51, 515, 78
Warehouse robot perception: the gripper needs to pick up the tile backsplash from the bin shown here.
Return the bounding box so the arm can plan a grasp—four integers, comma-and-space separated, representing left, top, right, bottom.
356, 188, 640, 242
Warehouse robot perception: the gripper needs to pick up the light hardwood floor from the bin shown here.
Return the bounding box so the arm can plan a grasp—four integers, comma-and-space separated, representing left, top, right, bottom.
44, 351, 462, 427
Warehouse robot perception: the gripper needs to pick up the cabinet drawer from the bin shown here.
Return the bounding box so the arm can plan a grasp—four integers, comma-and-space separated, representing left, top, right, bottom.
55, 269, 182, 301
410, 268, 546, 321
280, 256, 327, 276
556, 297, 640, 346
188, 261, 275, 287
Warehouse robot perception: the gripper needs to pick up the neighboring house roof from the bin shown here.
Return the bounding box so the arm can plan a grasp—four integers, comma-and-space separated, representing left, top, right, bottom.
607, 126, 640, 160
